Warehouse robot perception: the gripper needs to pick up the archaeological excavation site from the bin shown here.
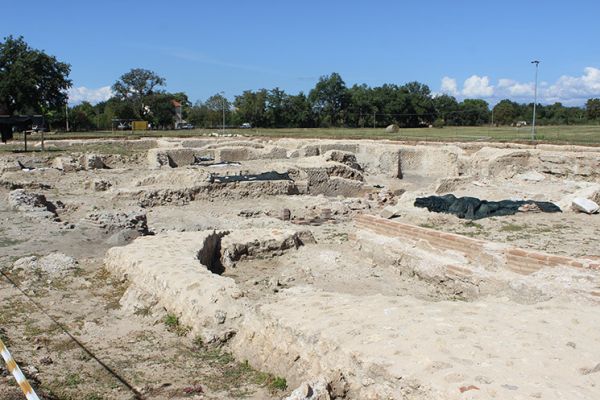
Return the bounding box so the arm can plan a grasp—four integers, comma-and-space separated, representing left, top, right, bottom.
1, 136, 600, 400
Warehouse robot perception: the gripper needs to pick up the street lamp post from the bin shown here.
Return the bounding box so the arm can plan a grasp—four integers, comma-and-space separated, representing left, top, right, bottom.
220, 92, 226, 135
531, 60, 540, 140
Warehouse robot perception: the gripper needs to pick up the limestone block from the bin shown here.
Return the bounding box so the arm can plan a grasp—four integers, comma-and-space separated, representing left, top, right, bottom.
572, 198, 599, 214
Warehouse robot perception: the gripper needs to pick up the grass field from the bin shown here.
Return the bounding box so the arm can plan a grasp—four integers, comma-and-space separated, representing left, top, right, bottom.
239, 125, 600, 144
3, 125, 600, 150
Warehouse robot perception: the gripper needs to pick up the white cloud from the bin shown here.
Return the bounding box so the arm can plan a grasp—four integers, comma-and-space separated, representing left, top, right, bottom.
497, 78, 514, 88
544, 67, 600, 103
497, 79, 534, 97
439, 67, 600, 105
440, 76, 458, 96
496, 79, 541, 97
462, 75, 494, 97
68, 86, 113, 105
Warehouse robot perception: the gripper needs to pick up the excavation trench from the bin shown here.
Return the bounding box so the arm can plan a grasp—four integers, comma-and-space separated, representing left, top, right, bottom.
194, 229, 306, 277
196, 230, 229, 275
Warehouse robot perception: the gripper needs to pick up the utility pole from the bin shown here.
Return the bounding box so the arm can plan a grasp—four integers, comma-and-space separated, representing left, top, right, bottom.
531, 60, 540, 140
65, 103, 70, 132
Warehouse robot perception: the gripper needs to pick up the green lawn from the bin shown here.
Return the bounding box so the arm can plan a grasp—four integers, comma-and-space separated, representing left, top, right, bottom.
2, 125, 600, 150
239, 125, 600, 144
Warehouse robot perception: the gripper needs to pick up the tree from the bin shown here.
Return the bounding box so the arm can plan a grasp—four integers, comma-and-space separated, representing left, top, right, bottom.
433, 94, 460, 125
203, 93, 230, 128
401, 81, 435, 127
0, 35, 71, 115
112, 68, 165, 119
265, 88, 289, 127
187, 101, 210, 128
370, 84, 406, 127
70, 101, 96, 131
586, 98, 600, 121
234, 89, 268, 127
146, 93, 177, 128
347, 84, 376, 127
458, 99, 490, 125
492, 99, 519, 125
104, 97, 136, 120
286, 92, 315, 128
309, 72, 349, 127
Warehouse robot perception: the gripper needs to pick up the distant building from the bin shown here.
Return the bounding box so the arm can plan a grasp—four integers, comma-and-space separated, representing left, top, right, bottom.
172, 100, 184, 128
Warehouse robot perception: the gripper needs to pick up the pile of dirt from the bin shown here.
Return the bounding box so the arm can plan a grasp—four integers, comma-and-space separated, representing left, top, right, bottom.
11, 252, 78, 277
81, 210, 149, 235
8, 189, 59, 220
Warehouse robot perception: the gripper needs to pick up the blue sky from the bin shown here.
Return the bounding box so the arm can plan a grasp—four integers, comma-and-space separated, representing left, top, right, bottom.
3, 0, 600, 105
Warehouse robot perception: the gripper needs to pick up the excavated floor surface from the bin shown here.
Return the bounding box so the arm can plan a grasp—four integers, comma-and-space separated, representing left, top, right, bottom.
1, 136, 599, 399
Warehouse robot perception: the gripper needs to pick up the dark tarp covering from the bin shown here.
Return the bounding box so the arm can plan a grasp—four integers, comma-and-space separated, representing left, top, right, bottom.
212, 171, 291, 183
192, 155, 215, 164
0, 115, 34, 143
414, 194, 561, 220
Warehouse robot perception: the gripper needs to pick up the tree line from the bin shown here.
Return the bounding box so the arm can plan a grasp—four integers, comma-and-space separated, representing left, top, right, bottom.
2, 35, 600, 132
69, 71, 600, 131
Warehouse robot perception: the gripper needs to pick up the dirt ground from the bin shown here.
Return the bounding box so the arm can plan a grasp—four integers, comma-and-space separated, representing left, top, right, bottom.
0, 203, 281, 400
1, 137, 599, 399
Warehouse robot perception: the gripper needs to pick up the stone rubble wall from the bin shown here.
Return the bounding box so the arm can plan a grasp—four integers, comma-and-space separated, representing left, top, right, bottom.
146, 138, 599, 181
465, 147, 600, 180
104, 228, 315, 348
115, 180, 299, 207
213, 146, 288, 163
104, 231, 246, 341
147, 148, 214, 168
104, 230, 438, 398
147, 145, 288, 168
